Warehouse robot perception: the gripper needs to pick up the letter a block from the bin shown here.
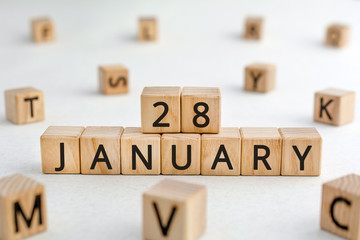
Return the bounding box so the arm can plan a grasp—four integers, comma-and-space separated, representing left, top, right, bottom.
325, 24, 350, 48
80, 126, 123, 175
143, 179, 206, 240
201, 127, 241, 176
139, 17, 157, 41
4, 87, 45, 124
0, 174, 47, 240
41, 126, 85, 174
121, 127, 161, 175
244, 17, 263, 40
99, 65, 129, 95
240, 128, 281, 175
31, 18, 55, 43
321, 174, 360, 240
244, 63, 276, 93
314, 88, 355, 126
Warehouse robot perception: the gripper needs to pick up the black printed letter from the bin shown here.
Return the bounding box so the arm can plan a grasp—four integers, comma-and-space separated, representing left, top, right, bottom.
254, 145, 271, 170
24, 97, 39, 118
211, 145, 233, 170
14, 194, 43, 232
153, 202, 177, 236
55, 142, 65, 171
331, 197, 351, 231
171, 145, 192, 170
132, 145, 152, 170
320, 98, 333, 120
292, 145, 312, 171
90, 144, 112, 170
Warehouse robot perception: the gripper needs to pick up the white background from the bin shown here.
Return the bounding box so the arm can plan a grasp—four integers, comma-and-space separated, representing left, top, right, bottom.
1, 0, 360, 239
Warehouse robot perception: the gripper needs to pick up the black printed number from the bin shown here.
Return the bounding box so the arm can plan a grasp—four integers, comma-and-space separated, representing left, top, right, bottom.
153, 102, 170, 127
193, 102, 209, 128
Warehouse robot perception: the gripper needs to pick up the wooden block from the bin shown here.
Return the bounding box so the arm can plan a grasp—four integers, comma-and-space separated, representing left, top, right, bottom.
4, 87, 45, 124
320, 174, 360, 239
240, 127, 282, 175
139, 17, 157, 41
244, 17, 263, 40
40, 126, 85, 174
99, 65, 129, 95
80, 126, 123, 175
161, 134, 201, 175
181, 87, 221, 133
201, 127, 241, 176
279, 128, 322, 176
143, 179, 206, 240
314, 88, 355, 126
141, 87, 181, 133
31, 18, 55, 43
121, 127, 161, 175
244, 63, 276, 93
325, 24, 350, 48
0, 174, 47, 240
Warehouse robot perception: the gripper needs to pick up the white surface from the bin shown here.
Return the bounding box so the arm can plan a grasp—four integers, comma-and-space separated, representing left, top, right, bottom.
0, 0, 360, 239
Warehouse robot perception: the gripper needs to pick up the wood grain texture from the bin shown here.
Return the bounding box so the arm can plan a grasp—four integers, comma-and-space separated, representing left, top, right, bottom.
279, 128, 322, 176
243, 17, 263, 40
80, 126, 123, 175
4, 87, 45, 124
31, 18, 55, 43
201, 127, 241, 176
141, 87, 181, 133
244, 63, 276, 93
139, 17, 157, 41
121, 127, 161, 175
320, 174, 360, 240
314, 88, 355, 126
99, 65, 129, 95
181, 87, 221, 133
325, 24, 350, 48
0, 174, 47, 240
161, 134, 201, 175
41, 126, 84, 174
240, 127, 281, 175
143, 179, 206, 240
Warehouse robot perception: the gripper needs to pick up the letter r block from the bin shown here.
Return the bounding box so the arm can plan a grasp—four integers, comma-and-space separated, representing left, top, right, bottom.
321, 174, 360, 239
143, 179, 206, 240
244, 63, 276, 93
314, 88, 355, 126
325, 24, 350, 48
0, 174, 47, 240
99, 65, 129, 95
31, 17, 55, 43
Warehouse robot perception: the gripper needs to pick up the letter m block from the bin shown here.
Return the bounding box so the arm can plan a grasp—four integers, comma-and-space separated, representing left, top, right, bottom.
0, 174, 47, 240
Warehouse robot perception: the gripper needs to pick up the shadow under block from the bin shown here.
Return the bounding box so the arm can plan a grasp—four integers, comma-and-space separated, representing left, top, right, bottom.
139, 17, 157, 41
80, 126, 123, 174
161, 134, 201, 175
40, 126, 85, 174
240, 128, 281, 175
121, 127, 161, 174
0, 174, 47, 240
181, 87, 221, 133
31, 18, 55, 43
201, 127, 241, 176
314, 88, 355, 126
279, 128, 322, 176
244, 63, 276, 93
320, 174, 360, 240
325, 24, 350, 48
143, 179, 206, 240
4, 87, 45, 124
99, 65, 129, 95
141, 87, 181, 133
243, 17, 263, 40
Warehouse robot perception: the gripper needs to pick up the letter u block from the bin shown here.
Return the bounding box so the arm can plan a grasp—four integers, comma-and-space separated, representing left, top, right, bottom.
31, 17, 55, 43
143, 179, 206, 240
4, 87, 45, 124
99, 65, 129, 95
314, 88, 355, 126
0, 174, 47, 240
321, 174, 360, 240
244, 63, 276, 93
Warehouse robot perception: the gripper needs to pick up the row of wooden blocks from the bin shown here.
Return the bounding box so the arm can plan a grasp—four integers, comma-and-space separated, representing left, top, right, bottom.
41, 126, 322, 176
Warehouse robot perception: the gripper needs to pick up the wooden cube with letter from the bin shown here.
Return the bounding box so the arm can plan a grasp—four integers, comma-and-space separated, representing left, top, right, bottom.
244, 17, 263, 40
244, 63, 276, 93
143, 179, 206, 240
325, 24, 350, 48
0, 174, 47, 240
99, 65, 129, 95
31, 17, 55, 43
139, 17, 157, 41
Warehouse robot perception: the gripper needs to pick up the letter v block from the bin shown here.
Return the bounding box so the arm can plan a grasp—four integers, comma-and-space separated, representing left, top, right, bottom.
321, 174, 360, 240
0, 174, 47, 240
99, 65, 129, 95
244, 63, 276, 93
143, 179, 206, 240
314, 88, 355, 126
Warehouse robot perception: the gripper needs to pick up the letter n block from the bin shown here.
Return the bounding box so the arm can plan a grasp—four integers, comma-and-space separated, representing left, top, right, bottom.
314, 88, 355, 126
325, 24, 350, 48
244, 17, 263, 40
41, 126, 85, 174
201, 127, 241, 176
139, 17, 157, 41
143, 179, 206, 240
4, 87, 45, 124
31, 17, 55, 43
240, 127, 281, 175
244, 63, 276, 93
321, 174, 360, 239
121, 127, 161, 174
0, 174, 47, 240
80, 126, 123, 175
99, 65, 129, 95
181, 87, 221, 133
